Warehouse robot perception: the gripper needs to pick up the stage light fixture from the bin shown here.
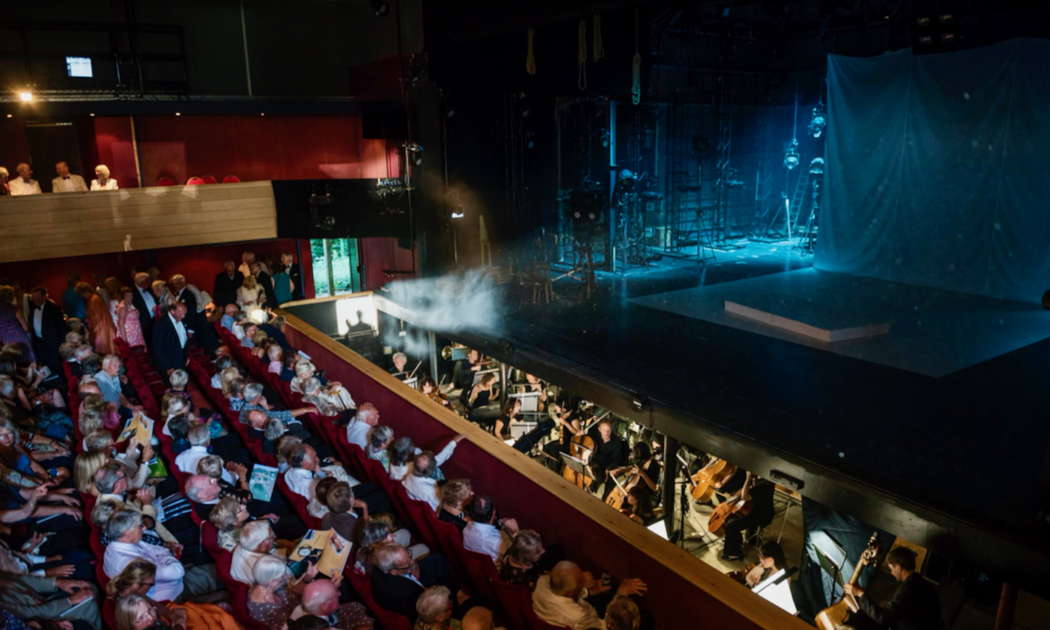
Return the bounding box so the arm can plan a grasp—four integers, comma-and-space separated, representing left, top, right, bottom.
89, 112, 95, 117
809, 157, 825, 176
5, 114, 11, 119
808, 103, 827, 139
450, 211, 465, 220
175, 112, 181, 116
17, 91, 33, 103
404, 142, 424, 167
783, 138, 800, 170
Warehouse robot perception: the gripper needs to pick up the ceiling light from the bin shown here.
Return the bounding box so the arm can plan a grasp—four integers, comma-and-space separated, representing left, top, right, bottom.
175, 112, 181, 116
17, 91, 33, 103
89, 112, 96, 117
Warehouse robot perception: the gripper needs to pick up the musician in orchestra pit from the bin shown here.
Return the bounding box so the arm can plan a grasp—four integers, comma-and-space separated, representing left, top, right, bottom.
843, 547, 943, 630
452, 349, 483, 395
618, 442, 661, 523
720, 473, 775, 562
587, 420, 629, 498
743, 541, 787, 588
389, 351, 408, 377
466, 373, 502, 429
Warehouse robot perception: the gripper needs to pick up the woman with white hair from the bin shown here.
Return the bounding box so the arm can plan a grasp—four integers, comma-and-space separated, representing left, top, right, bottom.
301, 376, 357, 417
90, 164, 118, 190
231, 519, 281, 584
237, 274, 265, 313
247, 553, 313, 626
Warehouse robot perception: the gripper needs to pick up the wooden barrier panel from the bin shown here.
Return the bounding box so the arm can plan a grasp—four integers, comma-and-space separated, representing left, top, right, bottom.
0, 181, 277, 263
278, 309, 814, 630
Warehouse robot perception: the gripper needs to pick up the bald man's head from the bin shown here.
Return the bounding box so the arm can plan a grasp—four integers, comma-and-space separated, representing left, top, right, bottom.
462, 606, 495, 630
550, 561, 583, 598
301, 578, 339, 616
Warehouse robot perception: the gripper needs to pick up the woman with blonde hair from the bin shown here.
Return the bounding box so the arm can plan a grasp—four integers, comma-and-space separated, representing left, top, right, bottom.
76, 281, 117, 354
91, 163, 118, 190
237, 274, 265, 312
437, 478, 472, 530
209, 495, 250, 551
74, 450, 109, 493
111, 561, 239, 630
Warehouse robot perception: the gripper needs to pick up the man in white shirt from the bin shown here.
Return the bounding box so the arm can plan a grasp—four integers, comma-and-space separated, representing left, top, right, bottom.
284, 443, 358, 504
345, 402, 380, 448
532, 561, 647, 630
230, 519, 278, 584
103, 509, 185, 601
402, 451, 443, 510
462, 495, 518, 562
9, 162, 41, 195
175, 427, 237, 485
51, 161, 88, 192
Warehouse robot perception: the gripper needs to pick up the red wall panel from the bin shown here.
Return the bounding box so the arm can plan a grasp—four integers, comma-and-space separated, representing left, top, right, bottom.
92, 117, 140, 187
0, 118, 32, 178
133, 115, 392, 185
360, 237, 415, 291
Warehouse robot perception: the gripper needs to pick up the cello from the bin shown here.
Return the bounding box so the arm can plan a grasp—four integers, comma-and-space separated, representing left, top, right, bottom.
815, 533, 879, 630
707, 473, 755, 537
689, 457, 738, 503
559, 406, 598, 489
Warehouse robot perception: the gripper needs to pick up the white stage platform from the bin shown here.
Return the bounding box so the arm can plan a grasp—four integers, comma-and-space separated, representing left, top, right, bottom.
631, 268, 1050, 377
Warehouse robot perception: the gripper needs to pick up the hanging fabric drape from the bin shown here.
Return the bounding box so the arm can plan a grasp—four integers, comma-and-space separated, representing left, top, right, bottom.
593, 13, 604, 61
526, 28, 536, 75
631, 9, 641, 104
577, 19, 588, 90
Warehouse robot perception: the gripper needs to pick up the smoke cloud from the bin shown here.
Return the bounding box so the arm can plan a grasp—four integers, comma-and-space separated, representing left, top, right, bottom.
380, 268, 503, 356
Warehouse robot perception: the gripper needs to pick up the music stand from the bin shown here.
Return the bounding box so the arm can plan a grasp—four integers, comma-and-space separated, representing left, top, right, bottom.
559, 452, 595, 482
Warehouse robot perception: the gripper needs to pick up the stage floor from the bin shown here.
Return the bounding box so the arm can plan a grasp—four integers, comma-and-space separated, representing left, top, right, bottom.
631, 268, 1050, 377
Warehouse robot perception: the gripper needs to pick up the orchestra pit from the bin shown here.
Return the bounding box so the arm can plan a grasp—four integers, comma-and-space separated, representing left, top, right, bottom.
2, 2, 1050, 630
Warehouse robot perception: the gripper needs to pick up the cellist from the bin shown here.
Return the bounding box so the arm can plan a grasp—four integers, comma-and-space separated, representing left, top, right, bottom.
720, 471, 776, 561
587, 420, 629, 498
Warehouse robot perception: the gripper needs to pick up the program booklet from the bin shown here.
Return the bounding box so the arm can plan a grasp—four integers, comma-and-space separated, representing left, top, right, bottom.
248, 464, 279, 502
288, 529, 352, 578
117, 412, 151, 446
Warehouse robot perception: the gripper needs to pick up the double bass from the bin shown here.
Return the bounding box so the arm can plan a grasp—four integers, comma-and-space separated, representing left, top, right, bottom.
559, 405, 597, 489
689, 457, 738, 503
815, 533, 879, 630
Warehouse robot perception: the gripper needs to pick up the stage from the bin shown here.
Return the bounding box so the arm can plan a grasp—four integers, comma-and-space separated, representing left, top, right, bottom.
631, 268, 1050, 378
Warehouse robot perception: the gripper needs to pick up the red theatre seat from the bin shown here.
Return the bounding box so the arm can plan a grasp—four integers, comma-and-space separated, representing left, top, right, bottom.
186, 176, 206, 186
222, 175, 241, 183
155, 176, 176, 186
202, 175, 218, 184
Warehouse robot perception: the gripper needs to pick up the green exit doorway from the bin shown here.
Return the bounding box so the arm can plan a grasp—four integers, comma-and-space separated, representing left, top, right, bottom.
310, 238, 361, 297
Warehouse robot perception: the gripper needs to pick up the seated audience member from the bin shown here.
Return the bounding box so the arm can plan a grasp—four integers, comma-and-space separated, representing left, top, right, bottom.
247, 553, 310, 626
267, 343, 285, 375
302, 376, 357, 417
187, 472, 301, 540
103, 509, 187, 602
370, 543, 428, 619
365, 425, 395, 471
463, 495, 519, 563
240, 381, 317, 422
403, 449, 460, 511
165, 368, 193, 406
93, 355, 134, 407
0, 570, 100, 630
8, 162, 41, 195
318, 480, 366, 542
461, 606, 496, 630
292, 578, 373, 629
208, 495, 250, 551
175, 426, 233, 481
532, 561, 647, 630
498, 529, 545, 587
345, 402, 380, 448
414, 585, 456, 630
285, 443, 388, 516
604, 596, 642, 630
231, 519, 281, 585
289, 359, 317, 393
91, 163, 119, 190
108, 560, 240, 630
437, 478, 473, 530
52, 160, 88, 192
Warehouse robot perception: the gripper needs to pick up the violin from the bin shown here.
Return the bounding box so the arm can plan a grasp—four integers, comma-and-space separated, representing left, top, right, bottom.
689, 457, 738, 503
707, 473, 755, 537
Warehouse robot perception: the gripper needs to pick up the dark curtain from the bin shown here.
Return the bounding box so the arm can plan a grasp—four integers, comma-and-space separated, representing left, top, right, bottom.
815, 38, 1050, 304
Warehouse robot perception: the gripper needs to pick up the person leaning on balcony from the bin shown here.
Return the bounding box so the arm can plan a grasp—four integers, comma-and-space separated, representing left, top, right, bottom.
52, 160, 88, 192
91, 164, 119, 190
532, 561, 647, 630
8, 163, 41, 195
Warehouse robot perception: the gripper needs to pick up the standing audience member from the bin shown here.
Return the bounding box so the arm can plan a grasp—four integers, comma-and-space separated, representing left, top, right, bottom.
272, 262, 294, 306
8, 163, 41, 195
283, 253, 304, 301
0, 286, 35, 360
214, 261, 244, 308
238, 274, 265, 317
90, 164, 119, 190
115, 286, 147, 347
27, 286, 65, 373
152, 303, 189, 376
78, 282, 117, 354
251, 261, 277, 309
131, 273, 157, 344
52, 160, 88, 192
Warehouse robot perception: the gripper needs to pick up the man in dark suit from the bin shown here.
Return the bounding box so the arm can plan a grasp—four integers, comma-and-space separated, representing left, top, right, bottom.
281, 252, 303, 300
845, 547, 944, 630
131, 271, 157, 347
371, 543, 452, 620
169, 274, 197, 314
213, 261, 243, 308
152, 302, 189, 376
27, 287, 66, 375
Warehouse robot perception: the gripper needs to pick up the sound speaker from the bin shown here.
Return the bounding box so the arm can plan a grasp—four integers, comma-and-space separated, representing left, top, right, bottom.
272, 179, 410, 239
